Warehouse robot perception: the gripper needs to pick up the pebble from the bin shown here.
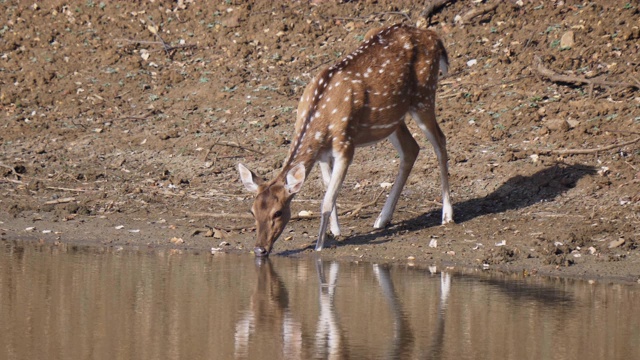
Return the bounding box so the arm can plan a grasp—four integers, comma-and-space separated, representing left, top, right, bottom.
608, 238, 625, 249
380, 182, 393, 189
170, 237, 185, 245
546, 118, 570, 132
560, 30, 575, 49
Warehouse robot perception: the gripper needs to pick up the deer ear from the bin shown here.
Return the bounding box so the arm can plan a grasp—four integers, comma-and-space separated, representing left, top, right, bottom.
238, 163, 261, 193
285, 163, 306, 195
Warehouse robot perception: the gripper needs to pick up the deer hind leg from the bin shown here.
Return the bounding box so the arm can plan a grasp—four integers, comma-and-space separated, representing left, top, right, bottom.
318, 157, 341, 236
410, 108, 454, 224
316, 149, 353, 251
374, 122, 420, 229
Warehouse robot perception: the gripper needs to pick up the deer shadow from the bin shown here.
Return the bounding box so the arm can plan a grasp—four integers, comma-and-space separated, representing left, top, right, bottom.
335, 163, 596, 247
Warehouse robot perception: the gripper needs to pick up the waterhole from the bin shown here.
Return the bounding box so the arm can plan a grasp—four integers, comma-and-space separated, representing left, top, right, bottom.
1, 241, 638, 359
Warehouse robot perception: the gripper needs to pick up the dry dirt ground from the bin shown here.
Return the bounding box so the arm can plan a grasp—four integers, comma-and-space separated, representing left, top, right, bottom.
1, 1, 639, 282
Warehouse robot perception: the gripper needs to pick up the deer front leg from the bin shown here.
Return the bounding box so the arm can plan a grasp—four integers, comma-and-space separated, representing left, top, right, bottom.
316, 151, 352, 251
318, 159, 341, 236
374, 123, 420, 229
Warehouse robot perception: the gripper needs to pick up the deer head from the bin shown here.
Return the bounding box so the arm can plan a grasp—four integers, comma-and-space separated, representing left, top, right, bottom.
238, 163, 306, 256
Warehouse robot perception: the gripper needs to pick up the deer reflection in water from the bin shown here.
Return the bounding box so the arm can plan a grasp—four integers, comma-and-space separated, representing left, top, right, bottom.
234, 258, 452, 359
313, 258, 347, 359
234, 258, 302, 359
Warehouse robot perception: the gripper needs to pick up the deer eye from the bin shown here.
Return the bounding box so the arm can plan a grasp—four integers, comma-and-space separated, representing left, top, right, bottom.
273, 210, 283, 219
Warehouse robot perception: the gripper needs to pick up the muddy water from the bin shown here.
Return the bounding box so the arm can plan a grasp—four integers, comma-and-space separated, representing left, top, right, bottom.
1, 242, 638, 360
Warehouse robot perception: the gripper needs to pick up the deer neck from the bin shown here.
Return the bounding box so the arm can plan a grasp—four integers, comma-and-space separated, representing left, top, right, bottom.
277, 145, 319, 184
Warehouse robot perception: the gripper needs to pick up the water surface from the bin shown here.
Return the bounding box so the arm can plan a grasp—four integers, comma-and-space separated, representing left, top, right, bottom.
1, 241, 638, 359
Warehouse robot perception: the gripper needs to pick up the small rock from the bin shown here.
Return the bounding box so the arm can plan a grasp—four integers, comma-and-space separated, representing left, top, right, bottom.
566, 119, 580, 128
560, 30, 575, 49
530, 154, 540, 163
170, 237, 185, 245
221, 15, 240, 28
429, 239, 438, 248
298, 210, 313, 217
466, 59, 477, 67
344, 21, 355, 32
380, 182, 393, 189
608, 238, 625, 249
546, 118, 570, 132
407, 256, 415, 261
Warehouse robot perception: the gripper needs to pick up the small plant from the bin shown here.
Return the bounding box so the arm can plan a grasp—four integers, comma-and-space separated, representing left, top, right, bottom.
544, 24, 560, 34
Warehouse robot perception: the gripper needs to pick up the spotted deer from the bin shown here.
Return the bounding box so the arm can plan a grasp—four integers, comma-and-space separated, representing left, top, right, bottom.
238, 24, 453, 256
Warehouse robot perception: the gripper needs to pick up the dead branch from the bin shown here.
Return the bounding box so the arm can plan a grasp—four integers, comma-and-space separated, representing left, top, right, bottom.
44, 197, 76, 205
215, 140, 263, 154
114, 110, 156, 121
343, 189, 386, 218
373, 11, 412, 23
147, 18, 172, 56
459, 2, 499, 24
0, 163, 20, 178
45, 186, 88, 192
289, 189, 386, 221
183, 210, 254, 219
0, 178, 23, 185
534, 56, 639, 91
420, 0, 454, 20
538, 137, 640, 156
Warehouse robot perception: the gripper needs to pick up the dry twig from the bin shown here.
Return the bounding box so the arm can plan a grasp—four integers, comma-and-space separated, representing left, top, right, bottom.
459, 2, 499, 24
183, 210, 254, 219
44, 197, 76, 205
534, 56, 639, 91
538, 137, 640, 156
214, 140, 263, 154
420, 0, 454, 21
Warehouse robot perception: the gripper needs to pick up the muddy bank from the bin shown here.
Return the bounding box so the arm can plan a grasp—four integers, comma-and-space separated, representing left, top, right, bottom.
1, 1, 639, 282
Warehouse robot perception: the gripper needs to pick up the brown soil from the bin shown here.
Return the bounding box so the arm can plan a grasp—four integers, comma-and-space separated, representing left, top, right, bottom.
1, 1, 639, 282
